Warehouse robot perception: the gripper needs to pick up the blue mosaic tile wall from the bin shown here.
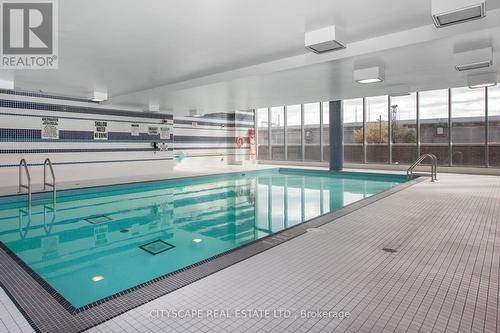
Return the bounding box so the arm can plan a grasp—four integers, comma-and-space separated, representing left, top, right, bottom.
0, 95, 255, 171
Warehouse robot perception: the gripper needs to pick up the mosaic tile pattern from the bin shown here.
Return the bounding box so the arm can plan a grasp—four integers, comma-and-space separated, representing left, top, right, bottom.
0, 97, 253, 168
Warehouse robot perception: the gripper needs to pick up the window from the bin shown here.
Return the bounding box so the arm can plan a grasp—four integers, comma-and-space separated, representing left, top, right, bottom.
256, 108, 269, 160
322, 102, 330, 161
451, 87, 485, 166
286, 105, 302, 161
488, 85, 500, 167
419, 89, 450, 165
343, 98, 364, 163
391, 93, 417, 164
303, 103, 321, 160
365, 96, 389, 163
270, 106, 285, 160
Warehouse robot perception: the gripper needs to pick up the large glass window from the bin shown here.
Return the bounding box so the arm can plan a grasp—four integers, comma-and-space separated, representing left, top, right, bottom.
270, 106, 285, 160
322, 102, 330, 161
391, 93, 417, 164
254, 87, 493, 169
304, 103, 321, 160
343, 98, 364, 163
286, 104, 302, 161
489, 85, 500, 167
256, 108, 269, 160
419, 89, 450, 165
365, 96, 389, 163
451, 87, 485, 166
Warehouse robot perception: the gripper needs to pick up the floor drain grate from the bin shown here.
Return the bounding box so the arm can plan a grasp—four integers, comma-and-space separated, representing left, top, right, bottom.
85, 215, 112, 224
140, 240, 175, 255
382, 247, 397, 253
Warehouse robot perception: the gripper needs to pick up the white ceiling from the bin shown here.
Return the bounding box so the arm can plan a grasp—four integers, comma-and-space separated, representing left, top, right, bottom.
3, 0, 500, 114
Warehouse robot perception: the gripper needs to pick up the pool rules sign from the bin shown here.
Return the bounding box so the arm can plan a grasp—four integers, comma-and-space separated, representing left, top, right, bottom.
41, 117, 58, 139
94, 121, 108, 140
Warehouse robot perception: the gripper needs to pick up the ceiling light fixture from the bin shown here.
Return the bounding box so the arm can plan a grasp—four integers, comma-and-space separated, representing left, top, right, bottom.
390, 92, 411, 97
354, 66, 385, 84
454, 47, 493, 71
305, 25, 346, 54
144, 101, 160, 112
0, 77, 14, 90
432, 0, 486, 28
189, 109, 204, 118
468, 72, 497, 89
89, 88, 108, 103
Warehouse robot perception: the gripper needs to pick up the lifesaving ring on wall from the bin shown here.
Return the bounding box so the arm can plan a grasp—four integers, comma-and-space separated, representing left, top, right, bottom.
235, 136, 244, 148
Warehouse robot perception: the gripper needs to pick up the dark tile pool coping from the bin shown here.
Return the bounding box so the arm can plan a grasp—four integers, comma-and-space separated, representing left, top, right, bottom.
0, 173, 425, 333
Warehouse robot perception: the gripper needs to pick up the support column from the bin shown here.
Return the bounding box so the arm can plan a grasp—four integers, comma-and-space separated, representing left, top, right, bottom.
329, 100, 343, 171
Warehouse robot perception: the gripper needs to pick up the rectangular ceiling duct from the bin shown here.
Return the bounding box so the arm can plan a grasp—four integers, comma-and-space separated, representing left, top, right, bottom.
354, 66, 385, 84
305, 25, 346, 54
454, 47, 492, 71
468, 72, 497, 89
432, 0, 486, 27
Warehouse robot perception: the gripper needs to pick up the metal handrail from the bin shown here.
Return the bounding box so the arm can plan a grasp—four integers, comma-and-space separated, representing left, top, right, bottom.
18, 159, 32, 209
407, 154, 437, 181
44, 158, 56, 205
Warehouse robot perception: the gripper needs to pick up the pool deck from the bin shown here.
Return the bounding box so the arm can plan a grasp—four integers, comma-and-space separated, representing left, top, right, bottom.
1, 166, 499, 333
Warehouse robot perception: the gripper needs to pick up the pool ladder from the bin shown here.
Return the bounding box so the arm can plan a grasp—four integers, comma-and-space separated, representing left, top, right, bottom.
43, 158, 56, 205
407, 154, 437, 182
18, 158, 57, 210
18, 159, 32, 210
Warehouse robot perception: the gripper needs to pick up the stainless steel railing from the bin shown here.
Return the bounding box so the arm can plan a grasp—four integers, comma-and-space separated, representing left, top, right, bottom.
43, 158, 56, 205
18, 159, 32, 209
407, 154, 437, 181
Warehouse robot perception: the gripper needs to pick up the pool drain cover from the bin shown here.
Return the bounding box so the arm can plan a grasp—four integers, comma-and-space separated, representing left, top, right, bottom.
382, 247, 397, 253
85, 215, 112, 224
140, 240, 175, 255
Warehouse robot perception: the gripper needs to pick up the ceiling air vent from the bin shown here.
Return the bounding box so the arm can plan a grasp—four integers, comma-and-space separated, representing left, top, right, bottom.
468, 72, 497, 89
432, 0, 486, 28
454, 47, 492, 71
354, 66, 385, 84
305, 25, 346, 54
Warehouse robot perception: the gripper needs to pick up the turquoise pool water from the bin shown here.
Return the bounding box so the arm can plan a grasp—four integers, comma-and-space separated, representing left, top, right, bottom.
0, 169, 407, 308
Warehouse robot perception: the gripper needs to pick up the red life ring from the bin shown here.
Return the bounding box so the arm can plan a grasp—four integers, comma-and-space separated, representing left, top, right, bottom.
236, 136, 244, 148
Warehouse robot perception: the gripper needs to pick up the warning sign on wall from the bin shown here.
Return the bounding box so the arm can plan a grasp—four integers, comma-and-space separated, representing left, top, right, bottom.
148, 126, 159, 135
41, 117, 59, 139
131, 124, 140, 136
94, 121, 108, 140
160, 126, 171, 140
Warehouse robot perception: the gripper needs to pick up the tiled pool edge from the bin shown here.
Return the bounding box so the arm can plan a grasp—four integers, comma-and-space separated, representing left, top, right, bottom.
0, 176, 425, 333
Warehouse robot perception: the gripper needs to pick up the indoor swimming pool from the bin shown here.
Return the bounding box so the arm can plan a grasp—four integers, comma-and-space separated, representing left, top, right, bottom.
0, 168, 409, 310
